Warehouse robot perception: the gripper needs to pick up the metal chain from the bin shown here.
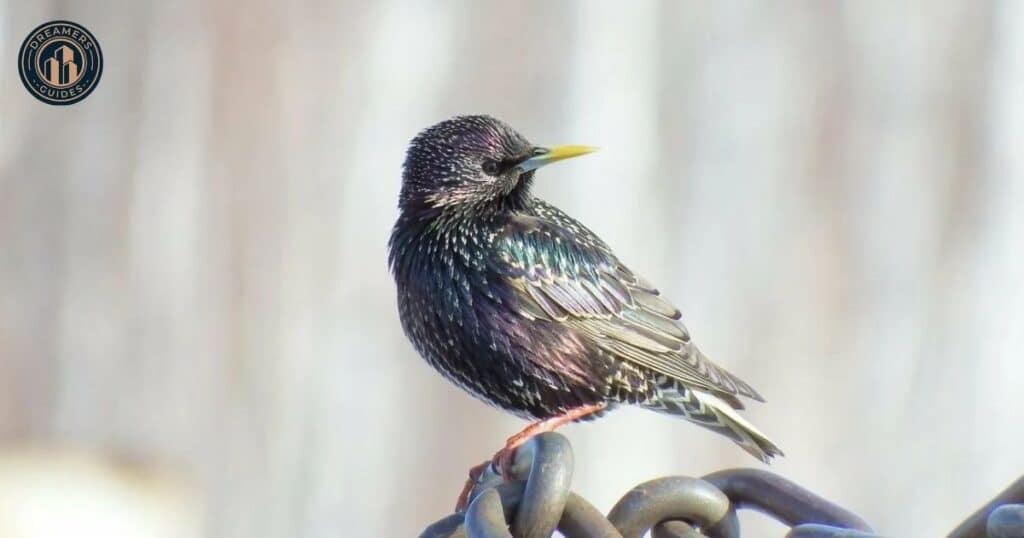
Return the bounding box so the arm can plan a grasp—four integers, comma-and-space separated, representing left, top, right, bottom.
419, 432, 1024, 538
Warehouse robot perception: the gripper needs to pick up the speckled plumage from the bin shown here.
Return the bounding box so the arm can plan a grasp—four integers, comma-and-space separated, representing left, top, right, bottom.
389, 115, 782, 462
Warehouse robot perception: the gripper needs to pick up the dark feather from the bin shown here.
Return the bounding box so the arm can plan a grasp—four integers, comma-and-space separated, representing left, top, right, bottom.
494, 201, 764, 405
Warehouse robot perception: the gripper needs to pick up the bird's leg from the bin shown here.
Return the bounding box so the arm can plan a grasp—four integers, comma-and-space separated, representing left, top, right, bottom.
492, 402, 606, 481
454, 402, 606, 511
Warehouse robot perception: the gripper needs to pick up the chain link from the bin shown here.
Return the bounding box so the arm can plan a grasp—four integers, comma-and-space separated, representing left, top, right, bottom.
420, 432, 1024, 537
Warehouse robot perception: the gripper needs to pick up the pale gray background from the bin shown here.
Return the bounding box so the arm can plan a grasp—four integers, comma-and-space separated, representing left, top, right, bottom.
1, 1, 1022, 537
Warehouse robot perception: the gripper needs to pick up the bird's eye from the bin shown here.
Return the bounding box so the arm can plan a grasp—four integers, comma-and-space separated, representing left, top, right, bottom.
482, 160, 501, 176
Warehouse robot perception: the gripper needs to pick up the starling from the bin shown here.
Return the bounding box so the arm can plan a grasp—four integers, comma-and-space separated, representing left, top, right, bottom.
389, 116, 782, 505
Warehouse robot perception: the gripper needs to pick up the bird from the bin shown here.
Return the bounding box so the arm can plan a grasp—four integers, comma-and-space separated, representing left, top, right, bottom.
388, 115, 782, 508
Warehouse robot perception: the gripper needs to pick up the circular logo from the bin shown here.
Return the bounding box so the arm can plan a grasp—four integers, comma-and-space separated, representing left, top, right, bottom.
18, 20, 103, 106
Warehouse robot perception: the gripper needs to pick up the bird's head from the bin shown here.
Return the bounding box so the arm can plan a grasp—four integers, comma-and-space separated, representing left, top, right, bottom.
399, 115, 595, 215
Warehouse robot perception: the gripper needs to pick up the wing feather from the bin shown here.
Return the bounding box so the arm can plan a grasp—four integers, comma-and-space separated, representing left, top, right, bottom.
493, 211, 764, 403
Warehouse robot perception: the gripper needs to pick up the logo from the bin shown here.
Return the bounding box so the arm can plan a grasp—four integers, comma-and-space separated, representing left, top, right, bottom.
18, 20, 103, 106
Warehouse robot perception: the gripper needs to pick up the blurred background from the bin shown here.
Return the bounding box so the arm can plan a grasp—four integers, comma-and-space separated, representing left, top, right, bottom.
1, 1, 1022, 536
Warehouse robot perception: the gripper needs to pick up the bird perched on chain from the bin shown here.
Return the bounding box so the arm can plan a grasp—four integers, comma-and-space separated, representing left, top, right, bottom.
389, 115, 782, 509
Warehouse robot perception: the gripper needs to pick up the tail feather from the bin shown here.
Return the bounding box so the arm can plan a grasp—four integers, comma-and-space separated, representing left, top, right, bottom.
691, 389, 784, 462
644, 382, 783, 462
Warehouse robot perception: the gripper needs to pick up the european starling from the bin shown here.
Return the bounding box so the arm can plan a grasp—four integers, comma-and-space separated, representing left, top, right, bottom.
389, 116, 782, 505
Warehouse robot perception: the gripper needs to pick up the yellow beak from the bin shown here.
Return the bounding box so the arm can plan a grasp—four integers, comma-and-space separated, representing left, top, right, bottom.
516, 145, 598, 172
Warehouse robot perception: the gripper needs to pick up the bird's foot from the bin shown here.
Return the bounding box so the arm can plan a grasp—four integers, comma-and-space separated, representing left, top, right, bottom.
491, 434, 530, 482
456, 403, 607, 510
454, 460, 491, 512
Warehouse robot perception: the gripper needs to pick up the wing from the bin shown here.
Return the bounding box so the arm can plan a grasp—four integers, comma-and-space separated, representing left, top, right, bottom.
490, 212, 764, 405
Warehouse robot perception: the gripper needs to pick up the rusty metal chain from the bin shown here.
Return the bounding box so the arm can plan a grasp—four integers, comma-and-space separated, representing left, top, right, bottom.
418, 432, 1024, 538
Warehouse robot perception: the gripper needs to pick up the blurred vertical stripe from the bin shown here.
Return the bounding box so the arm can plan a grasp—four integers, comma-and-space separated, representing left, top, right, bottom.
0, 1, 1020, 536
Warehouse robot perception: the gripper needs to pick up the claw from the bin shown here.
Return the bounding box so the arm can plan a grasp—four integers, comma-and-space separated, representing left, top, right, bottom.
492, 446, 518, 482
